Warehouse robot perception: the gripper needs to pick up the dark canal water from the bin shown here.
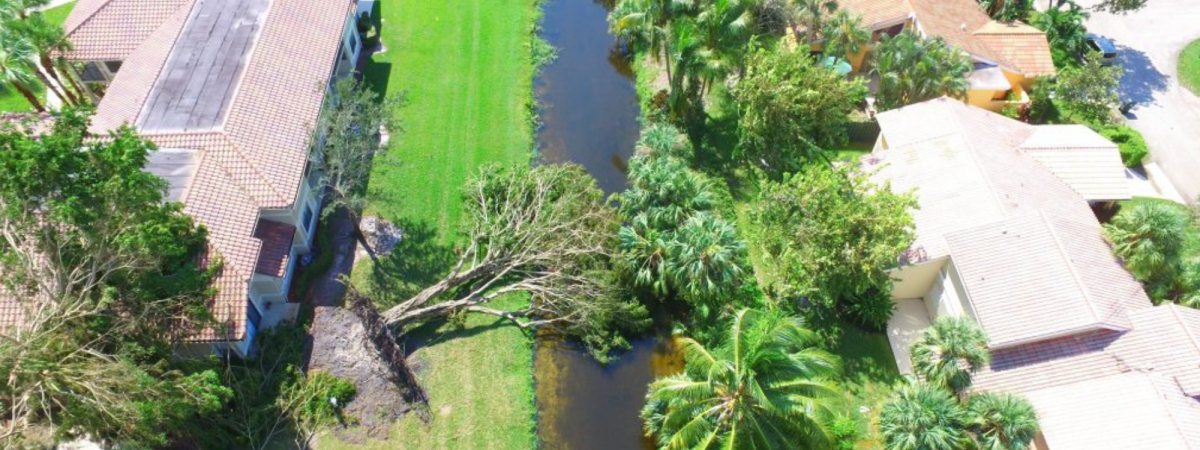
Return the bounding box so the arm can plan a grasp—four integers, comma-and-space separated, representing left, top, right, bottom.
532, 0, 681, 449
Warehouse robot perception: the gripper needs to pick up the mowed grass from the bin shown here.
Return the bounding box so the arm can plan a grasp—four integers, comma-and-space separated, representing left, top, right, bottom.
0, 1, 74, 113
320, 0, 540, 448
1180, 39, 1200, 96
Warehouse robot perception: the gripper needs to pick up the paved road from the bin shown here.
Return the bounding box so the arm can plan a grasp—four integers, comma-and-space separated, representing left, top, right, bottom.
1081, 0, 1200, 203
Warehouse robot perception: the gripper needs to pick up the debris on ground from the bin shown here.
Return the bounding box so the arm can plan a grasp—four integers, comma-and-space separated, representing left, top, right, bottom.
359, 215, 403, 257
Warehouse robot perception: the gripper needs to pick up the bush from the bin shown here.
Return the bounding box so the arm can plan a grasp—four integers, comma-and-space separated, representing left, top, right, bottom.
1099, 125, 1149, 168
1028, 78, 1060, 124
1105, 198, 1200, 303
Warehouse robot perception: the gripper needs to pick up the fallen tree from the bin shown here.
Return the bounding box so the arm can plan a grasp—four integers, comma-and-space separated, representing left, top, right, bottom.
377, 164, 648, 357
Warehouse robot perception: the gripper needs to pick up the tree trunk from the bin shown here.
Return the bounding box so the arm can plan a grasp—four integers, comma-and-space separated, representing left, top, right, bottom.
12, 82, 44, 112
32, 69, 68, 109
40, 55, 77, 105
55, 60, 92, 104
662, 44, 672, 92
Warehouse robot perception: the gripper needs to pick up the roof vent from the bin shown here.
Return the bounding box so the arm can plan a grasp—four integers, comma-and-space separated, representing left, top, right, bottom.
961, 22, 967, 32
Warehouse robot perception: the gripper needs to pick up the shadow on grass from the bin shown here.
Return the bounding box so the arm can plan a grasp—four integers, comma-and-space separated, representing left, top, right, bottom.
402, 317, 513, 359
366, 218, 458, 310
835, 323, 903, 388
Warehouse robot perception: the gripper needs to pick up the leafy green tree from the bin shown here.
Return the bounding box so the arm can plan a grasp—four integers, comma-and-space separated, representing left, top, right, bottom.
311, 77, 403, 245
667, 212, 746, 304
732, 46, 867, 173
1031, 0, 1089, 68
1085, 0, 1147, 14
823, 10, 870, 62
642, 309, 841, 449
910, 317, 991, 397
879, 383, 970, 450
0, 108, 229, 446
871, 31, 972, 110
612, 0, 687, 84
966, 392, 1040, 450
754, 163, 916, 331
793, 0, 837, 45
1054, 51, 1122, 124
978, 0, 1031, 22
1104, 199, 1194, 302
0, 31, 44, 111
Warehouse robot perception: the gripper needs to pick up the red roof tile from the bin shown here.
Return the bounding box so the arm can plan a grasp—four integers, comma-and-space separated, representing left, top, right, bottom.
253, 219, 296, 278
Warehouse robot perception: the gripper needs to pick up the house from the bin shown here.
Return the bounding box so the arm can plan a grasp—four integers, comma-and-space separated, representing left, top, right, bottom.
867, 97, 1200, 449
836, 0, 1055, 111
0, 0, 367, 357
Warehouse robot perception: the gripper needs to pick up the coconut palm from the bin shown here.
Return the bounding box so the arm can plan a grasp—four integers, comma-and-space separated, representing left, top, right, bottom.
871, 31, 972, 110
793, 0, 837, 45
822, 9, 869, 63
965, 392, 1040, 450
0, 32, 45, 112
666, 212, 746, 301
642, 309, 841, 449
879, 382, 970, 450
691, 0, 754, 92
612, 0, 691, 84
1031, 0, 1088, 67
910, 317, 990, 397
10, 13, 80, 105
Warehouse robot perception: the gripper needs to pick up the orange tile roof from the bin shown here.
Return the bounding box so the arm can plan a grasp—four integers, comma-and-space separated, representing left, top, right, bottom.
254, 219, 296, 278
55, 0, 356, 342
61, 0, 192, 61
838, 0, 1054, 75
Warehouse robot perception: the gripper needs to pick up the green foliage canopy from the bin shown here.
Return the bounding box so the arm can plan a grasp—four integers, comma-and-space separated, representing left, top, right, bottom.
871, 31, 972, 111
1054, 52, 1123, 124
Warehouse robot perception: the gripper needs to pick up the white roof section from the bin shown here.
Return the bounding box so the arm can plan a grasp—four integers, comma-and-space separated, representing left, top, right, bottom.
146, 148, 200, 202
967, 66, 1011, 91
944, 212, 1151, 348
1019, 125, 1131, 201
1025, 372, 1200, 450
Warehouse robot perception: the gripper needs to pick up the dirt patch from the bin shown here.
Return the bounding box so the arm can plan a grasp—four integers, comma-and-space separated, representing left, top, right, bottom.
309, 306, 410, 442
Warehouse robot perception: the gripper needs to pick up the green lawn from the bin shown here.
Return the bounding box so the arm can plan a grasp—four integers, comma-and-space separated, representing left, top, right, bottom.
321, 0, 540, 448
0, 1, 75, 113
1180, 39, 1200, 97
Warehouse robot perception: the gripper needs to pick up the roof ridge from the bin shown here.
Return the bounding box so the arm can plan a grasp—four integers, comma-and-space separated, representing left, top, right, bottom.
214, 132, 289, 207
63, 0, 117, 35
1169, 305, 1200, 362
946, 100, 1011, 217
1041, 211, 1105, 326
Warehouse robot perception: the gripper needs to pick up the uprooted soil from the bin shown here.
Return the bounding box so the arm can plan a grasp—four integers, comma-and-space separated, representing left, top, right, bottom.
309, 306, 410, 441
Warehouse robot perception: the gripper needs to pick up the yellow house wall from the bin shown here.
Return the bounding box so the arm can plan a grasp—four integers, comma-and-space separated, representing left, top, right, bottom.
966, 68, 1034, 112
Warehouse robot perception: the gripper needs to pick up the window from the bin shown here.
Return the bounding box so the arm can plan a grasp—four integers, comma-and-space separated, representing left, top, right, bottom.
302, 204, 315, 232
104, 60, 123, 74
80, 62, 105, 82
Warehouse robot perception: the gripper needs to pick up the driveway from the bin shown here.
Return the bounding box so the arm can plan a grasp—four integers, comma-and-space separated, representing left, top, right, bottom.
1080, 0, 1200, 203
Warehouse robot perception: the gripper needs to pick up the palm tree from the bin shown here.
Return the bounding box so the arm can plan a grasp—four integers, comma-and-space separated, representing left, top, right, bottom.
0, 32, 45, 112
635, 122, 693, 159
910, 317, 990, 397
691, 0, 754, 93
1103, 200, 1190, 299
620, 153, 715, 230
621, 215, 675, 296
822, 10, 869, 63
871, 31, 972, 110
793, 0, 837, 46
1031, 0, 1088, 67
978, 0, 1031, 22
965, 392, 1040, 450
612, 0, 691, 85
642, 309, 841, 449
666, 213, 745, 302
879, 382, 970, 450
10, 13, 80, 105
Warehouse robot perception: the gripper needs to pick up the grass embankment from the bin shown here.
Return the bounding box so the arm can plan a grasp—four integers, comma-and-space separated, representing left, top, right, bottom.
0, 1, 74, 113
1180, 39, 1200, 96
320, 0, 541, 448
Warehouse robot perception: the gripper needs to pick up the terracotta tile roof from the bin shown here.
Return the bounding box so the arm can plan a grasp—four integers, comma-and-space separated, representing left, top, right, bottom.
945, 212, 1151, 348
1023, 372, 1200, 450
55, 0, 356, 342
1019, 125, 1131, 201
974, 22, 1057, 76
867, 98, 1099, 261
253, 219, 296, 278
0, 286, 28, 336
61, 0, 192, 61
838, 0, 1054, 75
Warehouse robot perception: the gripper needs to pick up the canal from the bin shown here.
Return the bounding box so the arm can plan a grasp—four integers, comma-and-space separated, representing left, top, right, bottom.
532, 0, 681, 449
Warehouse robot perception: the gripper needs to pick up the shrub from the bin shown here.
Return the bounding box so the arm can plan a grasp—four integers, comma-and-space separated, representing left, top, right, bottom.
1028, 78, 1060, 124
1105, 199, 1200, 303
1098, 125, 1149, 168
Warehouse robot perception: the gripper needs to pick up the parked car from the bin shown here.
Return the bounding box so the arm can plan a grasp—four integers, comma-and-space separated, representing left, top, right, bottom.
1084, 33, 1119, 66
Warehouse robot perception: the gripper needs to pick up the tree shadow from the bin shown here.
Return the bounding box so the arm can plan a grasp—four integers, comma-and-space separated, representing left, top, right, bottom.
401, 317, 513, 358
366, 218, 457, 310
1117, 45, 1170, 106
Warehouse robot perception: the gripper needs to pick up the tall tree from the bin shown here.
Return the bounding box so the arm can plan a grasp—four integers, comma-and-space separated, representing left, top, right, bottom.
378, 164, 649, 357
642, 309, 841, 450
8, 12, 80, 105
0, 108, 230, 447
754, 163, 916, 331
910, 317, 991, 398
310, 77, 402, 247
793, 0, 837, 46
879, 383, 970, 450
1054, 51, 1122, 124
0, 32, 44, 112
732, 46, 867, 173
822, 10, 870, 63
612, 0, 687, 85
1104, 199, 1194, 302
965, 392, 1040, 450
1031, 0, 1089, 68
871, 31, 972, 110
978, 0, 1031, 22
